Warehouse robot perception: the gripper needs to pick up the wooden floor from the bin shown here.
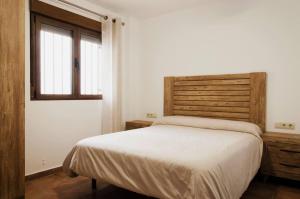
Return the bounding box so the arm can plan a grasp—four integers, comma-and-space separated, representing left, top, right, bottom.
26, 172, 300, 199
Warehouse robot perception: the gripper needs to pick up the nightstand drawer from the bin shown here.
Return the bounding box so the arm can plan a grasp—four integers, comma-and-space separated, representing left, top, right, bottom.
267, 145, 300, 166
267, 141, 300, 151
126, 123, 144, 130
270, 161, 300, 175
125, 120, 153, 130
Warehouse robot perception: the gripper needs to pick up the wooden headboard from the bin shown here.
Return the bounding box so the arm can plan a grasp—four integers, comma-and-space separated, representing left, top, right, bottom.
164, 72, 266, 131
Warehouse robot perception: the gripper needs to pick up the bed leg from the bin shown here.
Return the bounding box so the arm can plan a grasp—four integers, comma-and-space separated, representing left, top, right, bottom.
92, 178, 97, 190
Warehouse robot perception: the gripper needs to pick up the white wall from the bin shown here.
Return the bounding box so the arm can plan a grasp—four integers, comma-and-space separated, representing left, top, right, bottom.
25, 0, 135, 175
133, 0, 300, 133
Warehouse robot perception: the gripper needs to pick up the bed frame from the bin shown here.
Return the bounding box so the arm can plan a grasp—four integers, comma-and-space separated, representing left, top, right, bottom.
164, 72, 266, 132
91, 72, 267, 190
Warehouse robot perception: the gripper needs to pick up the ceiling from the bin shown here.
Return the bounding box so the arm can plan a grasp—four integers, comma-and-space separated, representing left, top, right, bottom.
86, 0, 203, 18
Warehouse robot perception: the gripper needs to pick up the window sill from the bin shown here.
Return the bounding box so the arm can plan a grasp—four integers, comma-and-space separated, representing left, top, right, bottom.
30, 95, 103, 101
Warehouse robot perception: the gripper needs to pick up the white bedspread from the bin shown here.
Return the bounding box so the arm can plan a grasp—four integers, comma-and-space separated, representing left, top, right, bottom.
63, 117, 263, 199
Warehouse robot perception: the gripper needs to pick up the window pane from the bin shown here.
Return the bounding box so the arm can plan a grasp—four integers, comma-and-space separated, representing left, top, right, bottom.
40, 24, 72, 95
80, 34, 102, 95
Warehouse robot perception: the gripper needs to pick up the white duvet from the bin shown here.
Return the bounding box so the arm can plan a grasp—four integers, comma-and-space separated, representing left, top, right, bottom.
63, 116, 263, 199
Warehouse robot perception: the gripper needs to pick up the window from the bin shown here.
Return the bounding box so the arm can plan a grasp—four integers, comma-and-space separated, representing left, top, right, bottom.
31, 13, 102, 100
80, 34, 102, 95
40, 24, 72, 95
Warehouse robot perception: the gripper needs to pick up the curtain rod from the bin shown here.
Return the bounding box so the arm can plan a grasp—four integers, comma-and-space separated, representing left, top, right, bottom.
57, 0, 108, 20
112, 19, 126, 26
56, 0, 125, 25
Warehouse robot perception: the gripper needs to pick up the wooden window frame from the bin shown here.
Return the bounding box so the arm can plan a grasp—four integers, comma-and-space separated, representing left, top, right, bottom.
30, 0, 102, 100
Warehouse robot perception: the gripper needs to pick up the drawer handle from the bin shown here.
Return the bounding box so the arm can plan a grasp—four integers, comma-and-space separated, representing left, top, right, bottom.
280, 149, 300, 154
280, 163, 300, 169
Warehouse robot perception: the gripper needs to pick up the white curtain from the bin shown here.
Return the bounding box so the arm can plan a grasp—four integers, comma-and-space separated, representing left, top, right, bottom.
101, 18, 123, 133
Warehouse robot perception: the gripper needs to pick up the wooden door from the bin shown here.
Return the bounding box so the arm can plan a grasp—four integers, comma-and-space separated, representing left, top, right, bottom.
0, 0, 25, 198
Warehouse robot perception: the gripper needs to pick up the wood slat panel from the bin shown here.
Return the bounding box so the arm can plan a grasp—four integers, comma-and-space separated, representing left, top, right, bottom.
223, 118, 250, 122
174, 79, 250, 86
174, 90, 250, 96
175, 73, 250, 81
164, 72, 266, 130
0, 0, 25, 198
195, 117, 250, 122
174, 101, 250, 107
164, 77, 174, 115
250, 73, 266, 131
174, 96, 250, 102
174, 85, 250, 91
173, 110, 250, 119
174, 106, 250, 113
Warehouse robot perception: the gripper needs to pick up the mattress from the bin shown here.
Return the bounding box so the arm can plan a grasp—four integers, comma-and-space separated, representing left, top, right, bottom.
63, 116, 263, 199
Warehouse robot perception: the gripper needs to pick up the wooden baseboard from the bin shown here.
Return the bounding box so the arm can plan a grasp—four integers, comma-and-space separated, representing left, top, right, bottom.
25, 166, 62, 181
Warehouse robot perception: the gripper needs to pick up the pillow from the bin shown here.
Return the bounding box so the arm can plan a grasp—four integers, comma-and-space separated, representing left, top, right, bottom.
153, 116, 262, 137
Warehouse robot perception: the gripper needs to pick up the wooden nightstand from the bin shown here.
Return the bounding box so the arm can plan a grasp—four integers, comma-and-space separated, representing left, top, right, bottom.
125, 120, 153, 130
262, 132, 300, 181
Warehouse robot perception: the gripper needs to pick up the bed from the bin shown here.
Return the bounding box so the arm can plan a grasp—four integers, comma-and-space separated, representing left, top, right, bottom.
63, 72, 266, 199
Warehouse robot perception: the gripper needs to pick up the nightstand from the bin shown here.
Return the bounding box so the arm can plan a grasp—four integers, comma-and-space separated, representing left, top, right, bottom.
261, 132, 300, 181
125, 120, 153, 130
